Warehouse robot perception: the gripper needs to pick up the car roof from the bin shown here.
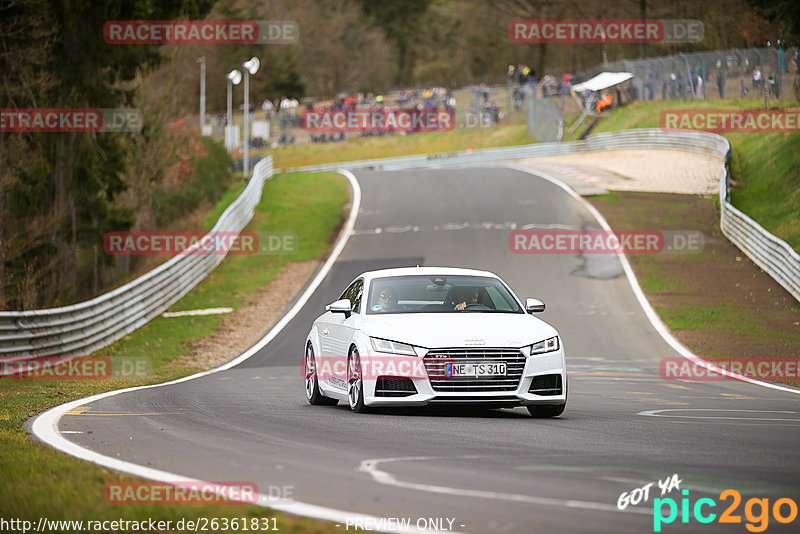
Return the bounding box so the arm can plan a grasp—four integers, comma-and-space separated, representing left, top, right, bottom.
361, 266, 500, 282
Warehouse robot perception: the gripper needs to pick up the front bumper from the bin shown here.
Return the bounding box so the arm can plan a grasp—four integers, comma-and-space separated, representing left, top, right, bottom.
361, 348, 566, 407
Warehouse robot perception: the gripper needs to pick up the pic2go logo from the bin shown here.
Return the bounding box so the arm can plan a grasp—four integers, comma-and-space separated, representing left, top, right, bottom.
654, 489, 799, 532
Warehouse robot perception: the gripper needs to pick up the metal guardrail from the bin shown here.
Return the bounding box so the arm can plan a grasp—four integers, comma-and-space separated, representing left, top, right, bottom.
283, 129, 728, 173
285, 129, 798, 302
0, 157, 275, 361
720, 188, 800, 303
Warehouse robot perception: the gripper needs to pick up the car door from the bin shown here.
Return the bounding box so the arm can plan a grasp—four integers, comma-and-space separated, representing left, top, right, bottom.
324, 278, 363, 389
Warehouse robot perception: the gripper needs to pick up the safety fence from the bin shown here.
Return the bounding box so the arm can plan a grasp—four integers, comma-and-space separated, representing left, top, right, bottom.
0, 157, 274, 362
574, 46, 798, 102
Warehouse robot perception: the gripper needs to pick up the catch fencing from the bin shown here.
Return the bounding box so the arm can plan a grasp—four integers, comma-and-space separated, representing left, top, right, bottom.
574, 46, 798, 102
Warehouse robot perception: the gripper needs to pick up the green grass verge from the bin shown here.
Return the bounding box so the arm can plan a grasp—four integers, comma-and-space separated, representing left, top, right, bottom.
261, 122, 531, 169
656, 303, 800, 346
588, 98, 800, 251
0, 170, 348, 531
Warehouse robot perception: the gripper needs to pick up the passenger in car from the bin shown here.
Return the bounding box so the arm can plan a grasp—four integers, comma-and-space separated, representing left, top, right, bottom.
373, 287, 398, 312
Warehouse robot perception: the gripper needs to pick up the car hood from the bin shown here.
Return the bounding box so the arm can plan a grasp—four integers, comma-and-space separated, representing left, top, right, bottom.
360, 312, 558, 349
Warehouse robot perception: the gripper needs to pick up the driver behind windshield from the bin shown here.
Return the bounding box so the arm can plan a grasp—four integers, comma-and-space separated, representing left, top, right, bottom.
454, 287, 479, 311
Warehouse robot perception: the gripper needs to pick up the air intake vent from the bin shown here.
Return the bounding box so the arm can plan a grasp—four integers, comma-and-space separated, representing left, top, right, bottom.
375, 376, 417, 397
528, 374, 562, 396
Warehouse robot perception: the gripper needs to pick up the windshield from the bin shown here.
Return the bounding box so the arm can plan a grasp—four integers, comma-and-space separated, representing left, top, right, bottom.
366, 275, 524, 315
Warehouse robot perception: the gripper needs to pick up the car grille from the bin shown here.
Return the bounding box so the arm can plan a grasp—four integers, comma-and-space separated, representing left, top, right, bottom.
375, 376, 417, 397
528, 373, 563, 396
423, 348, 525, 392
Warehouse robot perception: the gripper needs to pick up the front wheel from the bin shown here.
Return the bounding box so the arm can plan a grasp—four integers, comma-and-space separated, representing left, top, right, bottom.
347, 348, 370, 413
526, 403, 566, 418
305, 344, 337, 406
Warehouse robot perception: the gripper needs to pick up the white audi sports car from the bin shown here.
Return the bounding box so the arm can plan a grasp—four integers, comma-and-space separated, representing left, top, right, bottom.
304, 267, 566, 417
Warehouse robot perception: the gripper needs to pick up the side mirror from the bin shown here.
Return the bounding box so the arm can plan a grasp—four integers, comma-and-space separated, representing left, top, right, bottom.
525, 298, 545, 313
326, 299, 352, 318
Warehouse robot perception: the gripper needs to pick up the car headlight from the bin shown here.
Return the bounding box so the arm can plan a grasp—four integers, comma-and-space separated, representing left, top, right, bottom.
529, 336, 559, 355
370, 337, 417, 356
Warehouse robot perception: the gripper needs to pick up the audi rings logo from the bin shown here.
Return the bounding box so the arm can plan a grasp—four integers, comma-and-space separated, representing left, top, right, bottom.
464, 339, 486, 346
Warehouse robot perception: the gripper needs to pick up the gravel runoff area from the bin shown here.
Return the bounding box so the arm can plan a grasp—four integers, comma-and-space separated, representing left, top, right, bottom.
176, 259, 320, 370
521, 148, 723, 195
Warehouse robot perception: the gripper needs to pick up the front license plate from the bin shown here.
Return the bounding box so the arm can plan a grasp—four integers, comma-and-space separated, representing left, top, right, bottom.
446, 362, 507, 377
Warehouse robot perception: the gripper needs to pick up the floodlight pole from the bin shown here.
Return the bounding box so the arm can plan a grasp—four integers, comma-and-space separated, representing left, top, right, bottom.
242, 57, 260, 181
227, 77, 233, 129
243, 69, 250, 180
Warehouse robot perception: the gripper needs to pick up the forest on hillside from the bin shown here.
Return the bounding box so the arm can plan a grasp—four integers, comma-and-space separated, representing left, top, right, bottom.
1, 0, 797, 310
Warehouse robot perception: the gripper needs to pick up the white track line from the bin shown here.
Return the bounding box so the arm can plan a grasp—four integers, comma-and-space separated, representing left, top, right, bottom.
360, 456, 651, 516
30, 170, 444, 534
638, 409, 800, 421
505, 163, 800, 396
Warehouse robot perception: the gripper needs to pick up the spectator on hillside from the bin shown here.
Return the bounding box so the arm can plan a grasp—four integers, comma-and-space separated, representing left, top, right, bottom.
752, 67, 762, 91
645, 69, 656, 100
513, 87, 524, 110
519, 65, 530, 84
261, 99, 273, 120
717, 69, 725, 98
445, 91, 456, 111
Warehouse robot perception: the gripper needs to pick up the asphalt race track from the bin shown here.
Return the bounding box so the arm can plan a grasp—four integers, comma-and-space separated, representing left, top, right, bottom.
52, 167, 800, 533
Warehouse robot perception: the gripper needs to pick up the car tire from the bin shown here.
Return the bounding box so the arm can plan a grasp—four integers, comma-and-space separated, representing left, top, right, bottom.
527, 375, 567, 418
526, 403, 566, 418
305, 344, 338, 406
347, 348, 370, 413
